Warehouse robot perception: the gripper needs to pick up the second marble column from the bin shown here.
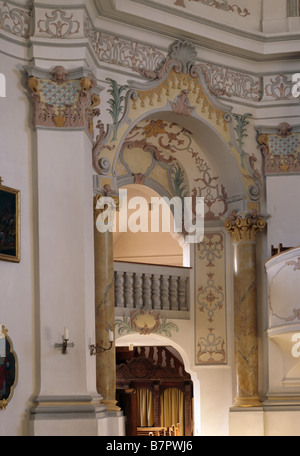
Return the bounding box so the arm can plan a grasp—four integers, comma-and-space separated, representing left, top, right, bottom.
94, 191, 120, 411
225, 211, 266, 407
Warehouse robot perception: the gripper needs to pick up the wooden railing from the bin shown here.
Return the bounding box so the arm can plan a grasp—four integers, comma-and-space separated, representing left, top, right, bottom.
137, 423, 181, 436
114, 261, 190, 317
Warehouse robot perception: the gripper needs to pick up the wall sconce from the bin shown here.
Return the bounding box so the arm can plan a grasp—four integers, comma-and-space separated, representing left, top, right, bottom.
90, 329, 114, 355
54, 327, 74, 355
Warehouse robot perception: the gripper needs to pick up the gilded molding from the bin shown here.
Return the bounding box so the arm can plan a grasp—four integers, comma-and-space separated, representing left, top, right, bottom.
27, 65, 100, 136
225, 210, 266, 242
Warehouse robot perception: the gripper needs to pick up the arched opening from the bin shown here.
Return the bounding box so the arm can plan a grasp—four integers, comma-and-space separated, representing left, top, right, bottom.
108, 48, 252, 434
112, 108, 244, 435
113, 183, 186, 267
115, 333, 201, 436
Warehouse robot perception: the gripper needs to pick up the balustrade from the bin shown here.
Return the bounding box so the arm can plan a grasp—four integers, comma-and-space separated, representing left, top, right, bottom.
114, 262, 190, 317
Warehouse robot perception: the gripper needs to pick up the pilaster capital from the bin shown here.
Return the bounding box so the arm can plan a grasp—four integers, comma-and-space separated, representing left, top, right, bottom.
93, 185, 119, 226
224, 210, 267, 243
26, 65, 100, 137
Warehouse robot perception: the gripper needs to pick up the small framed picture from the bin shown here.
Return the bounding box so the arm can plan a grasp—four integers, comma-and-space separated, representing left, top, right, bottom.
0, 181, 20, 262
0, 325, 18, 410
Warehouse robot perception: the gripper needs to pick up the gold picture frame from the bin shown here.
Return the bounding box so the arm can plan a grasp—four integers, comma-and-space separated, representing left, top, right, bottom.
0, 180, 20, 263
0, 326, 18, 410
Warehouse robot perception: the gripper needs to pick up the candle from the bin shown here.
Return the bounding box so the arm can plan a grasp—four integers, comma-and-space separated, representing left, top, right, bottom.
0, 325, 5, 358
64, 327, 69, 340
108, 330, 114, 342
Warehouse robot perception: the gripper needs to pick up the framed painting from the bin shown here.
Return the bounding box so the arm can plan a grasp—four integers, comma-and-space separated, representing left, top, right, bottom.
0, 325, 18, 410
0, 182, 20, 262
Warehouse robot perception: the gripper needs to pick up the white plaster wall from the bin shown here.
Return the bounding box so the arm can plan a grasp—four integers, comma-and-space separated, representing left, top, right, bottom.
0, 53, 35, 435
262, 0, 289, 32
34, 129, 96, 398
0, 50, 98, 435
266, 175, 300, 250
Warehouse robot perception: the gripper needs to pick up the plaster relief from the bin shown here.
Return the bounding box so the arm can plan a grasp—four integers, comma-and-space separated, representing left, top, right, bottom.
196, 232, 226, 364
173, 0, 250, 17
257, 122, 300, 175
26, 65, 100, 137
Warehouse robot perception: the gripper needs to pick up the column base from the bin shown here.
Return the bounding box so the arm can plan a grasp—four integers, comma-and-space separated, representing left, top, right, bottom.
29, 395, 125, 436
101, 399, 121, 412
233, 396, 262, 408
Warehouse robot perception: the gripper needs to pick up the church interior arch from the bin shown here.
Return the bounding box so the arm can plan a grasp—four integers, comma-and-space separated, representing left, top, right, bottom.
115, 333, 202, 436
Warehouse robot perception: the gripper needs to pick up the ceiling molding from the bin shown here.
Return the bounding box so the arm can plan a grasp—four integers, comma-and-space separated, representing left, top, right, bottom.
92, 0, 300, 62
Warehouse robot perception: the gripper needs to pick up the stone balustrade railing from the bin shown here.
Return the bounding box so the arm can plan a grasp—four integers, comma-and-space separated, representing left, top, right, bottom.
114, 261, 191, 319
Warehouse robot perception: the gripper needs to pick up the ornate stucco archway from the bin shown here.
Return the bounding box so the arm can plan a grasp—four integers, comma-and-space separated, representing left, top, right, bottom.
93, 40, 263, 212
92, 40, 266, 412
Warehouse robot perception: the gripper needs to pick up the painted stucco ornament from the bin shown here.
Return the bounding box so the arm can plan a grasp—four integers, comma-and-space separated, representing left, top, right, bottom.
93, 39, 263, 205
115, 310, 179, 337
27, 65, 100, 136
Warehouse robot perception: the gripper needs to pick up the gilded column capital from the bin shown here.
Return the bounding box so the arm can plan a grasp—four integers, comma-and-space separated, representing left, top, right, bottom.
94, 185, 119, 227
26, 65, 100, 137
225, 210, 267, 243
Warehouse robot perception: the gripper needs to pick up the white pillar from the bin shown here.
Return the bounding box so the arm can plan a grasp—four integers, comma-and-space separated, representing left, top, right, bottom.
26, 65, 111, 436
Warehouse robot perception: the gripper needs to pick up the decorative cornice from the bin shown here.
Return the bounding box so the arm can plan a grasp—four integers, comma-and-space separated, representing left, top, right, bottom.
0, 1, 31, 39
134, 40, 227, 99
2, 1, 300, 69
36, 8, 81, 39
173, 0, 250, 17
2, 2, 299, 107
225, 210, 267, 242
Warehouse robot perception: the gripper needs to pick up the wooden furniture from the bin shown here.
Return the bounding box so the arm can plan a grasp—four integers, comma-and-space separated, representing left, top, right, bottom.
116, 346, 193, 436
137, 423, 181, 436
271, 243, 292, 257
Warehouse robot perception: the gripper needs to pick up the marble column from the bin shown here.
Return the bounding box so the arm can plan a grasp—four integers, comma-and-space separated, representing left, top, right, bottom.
225, 211, 266, 407
93, 189, 120, 411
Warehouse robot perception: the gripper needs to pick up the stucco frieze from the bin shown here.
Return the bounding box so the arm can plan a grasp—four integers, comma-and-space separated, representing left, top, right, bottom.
2, 1, 299, 108
0, 0, 31, 39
